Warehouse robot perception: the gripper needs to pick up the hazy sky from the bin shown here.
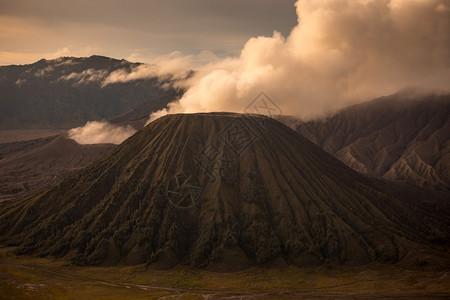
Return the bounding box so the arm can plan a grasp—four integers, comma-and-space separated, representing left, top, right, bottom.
0, 0, 297, 65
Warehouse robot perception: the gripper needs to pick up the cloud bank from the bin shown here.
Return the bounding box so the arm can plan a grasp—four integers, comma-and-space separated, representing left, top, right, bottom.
68, 121, 136, 144
102, 51, 221, 87
150, 0, 450, 121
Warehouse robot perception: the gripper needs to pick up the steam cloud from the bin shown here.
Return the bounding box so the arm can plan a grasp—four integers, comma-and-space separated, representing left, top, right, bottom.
150, 0, 450, 121
68, 121, 136, 144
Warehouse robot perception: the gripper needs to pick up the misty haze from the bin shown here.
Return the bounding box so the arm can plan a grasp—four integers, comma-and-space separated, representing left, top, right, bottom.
0, 0, 449, 299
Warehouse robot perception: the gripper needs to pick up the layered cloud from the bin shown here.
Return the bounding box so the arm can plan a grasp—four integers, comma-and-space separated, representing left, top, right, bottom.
68, 121, 136, 144
102, 50, 221, 87
58, 68, 108, 84
149, 0, 450, 121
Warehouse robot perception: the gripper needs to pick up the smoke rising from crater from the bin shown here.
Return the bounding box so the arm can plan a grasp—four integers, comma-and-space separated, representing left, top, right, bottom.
151, 0, 450, 121
68, 121, 136, 145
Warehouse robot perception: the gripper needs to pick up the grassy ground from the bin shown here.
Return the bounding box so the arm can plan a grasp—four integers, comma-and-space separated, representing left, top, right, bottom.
0, 247, 449, 299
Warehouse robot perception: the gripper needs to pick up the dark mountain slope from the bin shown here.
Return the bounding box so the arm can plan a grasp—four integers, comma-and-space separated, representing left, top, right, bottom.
291, 93, 450, 192
0, 55, 177, 129
0, 114, 447, 270
0, 136, 115, 202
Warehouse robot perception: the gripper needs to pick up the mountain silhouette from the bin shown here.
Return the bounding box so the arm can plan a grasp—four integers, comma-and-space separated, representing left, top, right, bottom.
291, 93, 450, 192
0, 55, 177, 130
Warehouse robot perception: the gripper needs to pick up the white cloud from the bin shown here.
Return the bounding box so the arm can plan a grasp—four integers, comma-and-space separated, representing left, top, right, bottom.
149, 0, 450, 122
58, 68, 108, 84
53, 58, 77, 66
102, 50, 221, 87
47, 46, 101, 60
68, 121, 136, 144
15, 78, 26, 85
35, 65, 54, 77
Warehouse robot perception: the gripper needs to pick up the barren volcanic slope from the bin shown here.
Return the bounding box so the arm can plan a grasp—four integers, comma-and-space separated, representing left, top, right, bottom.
292, 93, 450, 192
0, 114, 448, 271
0, 136, 115, 202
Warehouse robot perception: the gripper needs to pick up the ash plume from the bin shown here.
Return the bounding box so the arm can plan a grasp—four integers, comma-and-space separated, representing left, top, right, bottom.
150, 0, 450, 121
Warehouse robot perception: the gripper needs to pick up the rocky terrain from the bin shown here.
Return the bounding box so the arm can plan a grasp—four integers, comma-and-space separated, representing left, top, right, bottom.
0, 135, 115, 202
289, 93, 450, 192
0, 113, 447, 271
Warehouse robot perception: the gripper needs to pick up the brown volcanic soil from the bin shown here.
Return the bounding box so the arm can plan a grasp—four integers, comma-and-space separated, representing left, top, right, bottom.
289, 93, 450, 192
1, 250, 450, 299
0, 135, 115, 202
0, 129, 64, 143
0, 113, 448, 271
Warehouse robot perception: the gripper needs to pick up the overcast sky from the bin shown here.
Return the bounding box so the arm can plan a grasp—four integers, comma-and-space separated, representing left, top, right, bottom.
0, 0, 297, 65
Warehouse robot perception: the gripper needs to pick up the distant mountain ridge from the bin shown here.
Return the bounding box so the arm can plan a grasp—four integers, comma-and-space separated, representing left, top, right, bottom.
0, 135, 115, 202
290, 93, 450, 192
0, 55, 177, 129
0, 113, 447, 271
